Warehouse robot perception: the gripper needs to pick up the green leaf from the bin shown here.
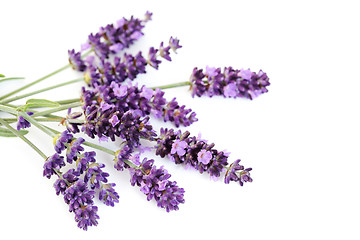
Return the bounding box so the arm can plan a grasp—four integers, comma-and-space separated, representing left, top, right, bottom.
24, 99, 61, 108
0, 74, 5, 78
0, 127, 29, 137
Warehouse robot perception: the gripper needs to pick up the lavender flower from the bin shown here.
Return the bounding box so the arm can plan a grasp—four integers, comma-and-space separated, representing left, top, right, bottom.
76, 151, 96, 174
169, 36, 182, 53
81, 102, 156, 147
45, 135, 119, 230
171, 139, 187, 156
16, 111, 33, 131
129, 158, 185, 212
43, 153, 65, 179
64, 179, 96, 212
84, 162, 109, 189
190, 66, 270, 100
53, 130, 73, 154
162, 98, 198, 127
80, 82, 197, 128
144, 11, 152, 22
147, 47, 161, 69
99, 183, 120, 207
53, 169, 80, 195
159, 42, 171, 61
155, 128, 252, 184
75, 205, 99, 231
68, 49, 87, 72
66, 137, 85, 164
85, 12, 151, 60
84, 38, 179, 87
62, 108, 83, 133
114, 144, 133, 171
224, 159, 253, 186
197, 149, 212, 165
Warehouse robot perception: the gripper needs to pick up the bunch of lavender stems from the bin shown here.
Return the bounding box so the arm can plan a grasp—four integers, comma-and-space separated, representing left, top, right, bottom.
0, 11, 267, 230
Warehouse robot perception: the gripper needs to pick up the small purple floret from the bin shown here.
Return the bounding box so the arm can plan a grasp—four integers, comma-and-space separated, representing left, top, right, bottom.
16, 111, 33, 131
171, 139, 187, 156
68, 49, 87, 72
169, 36, 182, 53
197, 150, 212, 165
159, 42, 171, 61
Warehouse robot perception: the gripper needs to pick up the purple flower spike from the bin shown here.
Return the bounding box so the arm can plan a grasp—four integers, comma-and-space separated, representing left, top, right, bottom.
99, 183, 120, 207
155, 128, 252, 186
83, 37, 179, 87
16, 111, 33, 131
64, 179, 96, 212
155, 128, 229, 179
129, 158, 185, 212
43, 153, 65, 179
224, 159, 253, 186
190, 66, 270, 100
163, 98, 198, 127
84, 163, 109, 189
75, 205, 99, 231
85, 13, 149, 61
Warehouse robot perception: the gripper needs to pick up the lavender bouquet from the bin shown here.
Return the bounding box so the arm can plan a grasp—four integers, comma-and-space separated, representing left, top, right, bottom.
0, 11, 269, 230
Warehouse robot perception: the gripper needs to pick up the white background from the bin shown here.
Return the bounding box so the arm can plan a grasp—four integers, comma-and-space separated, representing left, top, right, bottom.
0, 0, 359, 239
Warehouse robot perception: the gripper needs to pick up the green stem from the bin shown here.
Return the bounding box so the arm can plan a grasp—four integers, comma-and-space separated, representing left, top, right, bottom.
56, 98, 81, 105
83, 141, 115, 155
32, 102, 81, 117
0, 64, 71, 101
1, 102, 18, 108
0, 77, 25, 83
0, 118, 47, 159
1, 116, 65, 124
0, 78, 84, 104
0, 104, 62, 118
0, 104, 18, 115
151, 81, 191, 90
0, 48, 93, 102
